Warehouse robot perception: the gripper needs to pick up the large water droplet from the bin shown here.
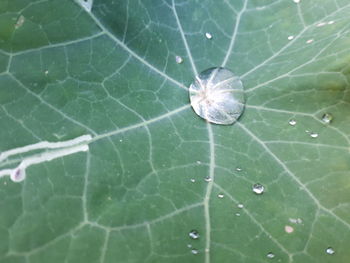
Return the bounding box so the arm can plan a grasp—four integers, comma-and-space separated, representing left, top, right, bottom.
267, 252, 275, 258
326, 247, 335, 255
321, 113, 333, 124
189, 67, 245, 125
252, 183, 264, 194
189, 230, 200, 240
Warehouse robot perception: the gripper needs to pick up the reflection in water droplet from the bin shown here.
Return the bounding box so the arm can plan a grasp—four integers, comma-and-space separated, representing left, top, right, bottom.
218, 194, 224, 198
236, 167, 242, 172
310, 132, 318, 138
288, 119, 297, 126
235, 212, 241, 216
267, 252, 275, 258
237, 203, 244, 208
175, 55, 183, 64
326, 247, 335, 255
189, 67, 245, 125
190, 178, 196, 183
189, 230, 200, 240
204, 176, 212, 182
205, 32, 213, 39
191, 249, 199, 255
253, 183, 264, 194
328, 21, 335, 24
288, 35, 294, 40
321, 113, 333, 124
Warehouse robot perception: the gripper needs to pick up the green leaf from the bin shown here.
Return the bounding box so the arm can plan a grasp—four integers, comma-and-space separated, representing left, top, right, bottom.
1, 0, 350, 262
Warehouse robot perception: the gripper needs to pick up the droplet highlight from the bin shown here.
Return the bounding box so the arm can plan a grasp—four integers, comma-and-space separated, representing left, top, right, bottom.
237, 203, 244, 208
252, 183, 264, 195
326, 247, 335, 255
205, 32, 213, 39
309, 132, 318, 138
204, 176, 212, 182
217, 194, 224, 199
267, 252, 275, 259
288, 119, 297, 126
321, 113, 333, 124
191, 248, 199, 255
288, 35, 294, 40
189, 230, 200, 240
189, 67, 245, 125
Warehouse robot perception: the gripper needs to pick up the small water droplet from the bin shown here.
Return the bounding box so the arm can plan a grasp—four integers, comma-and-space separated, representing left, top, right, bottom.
15, 15, 25, 29
288, 35, 294, 40
288, 119, 297, 126
235, 212, 241, 216
218, 193, 224, 198
317, 22, 326, 27
44, 70, 49, 75
196, 160, 202, 164
328, 21, 335, 25
267, 252, 275, 259
321, 113, 333, 124
236, 167, 242, 172
252, 183, 264, 195
309, 132, 318, 138
191, 249, 199, 255
284, 225, 294, 233
10, 168, 26, 182
189, 230, 200, 240
175, 55, 183, 64
205, 32, 213, 39
187, 244, 192, 248
78, 0, 93, 12
293, 0, 300, 3
237, 203, 244, 208
190, 178, 196, 183
326, 247, 335, 255
306, 39, 314, 44
189, 67, 245, 125
204, 176, 212, 182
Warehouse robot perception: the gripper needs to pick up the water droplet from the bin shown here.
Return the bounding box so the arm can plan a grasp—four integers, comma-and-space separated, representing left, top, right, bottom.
187, 244, 192, 248
293, 0, 300, 3
237, 203, 244, 208
78, 0, 93, 12
267, 252, 275, 259
15, 15, 25, 29
218, 194, 224, 198
321, 113, 333, 124
328, 21, 335, 25
288, 35, 294, 40
306, 39, 314, 44
196, 160, 202, 164
10, 168, 26, 182
204, 176, 212, 182
189, 67, 245, 125
309, 132, 318, 138
44, 70, 49, 75
190, 178, 196, 183
236, 167, 242, 172
252, 183, 264, 195
288, 119, 297, 126
284, 225, 294, 233
189, 230, 200, 240
317, 22, 326, 27
326, 247, 335, 255
191, 249, 199, 255
205, 32, 213, 39
235, 212, 241, 216
175, 55, 183, 64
